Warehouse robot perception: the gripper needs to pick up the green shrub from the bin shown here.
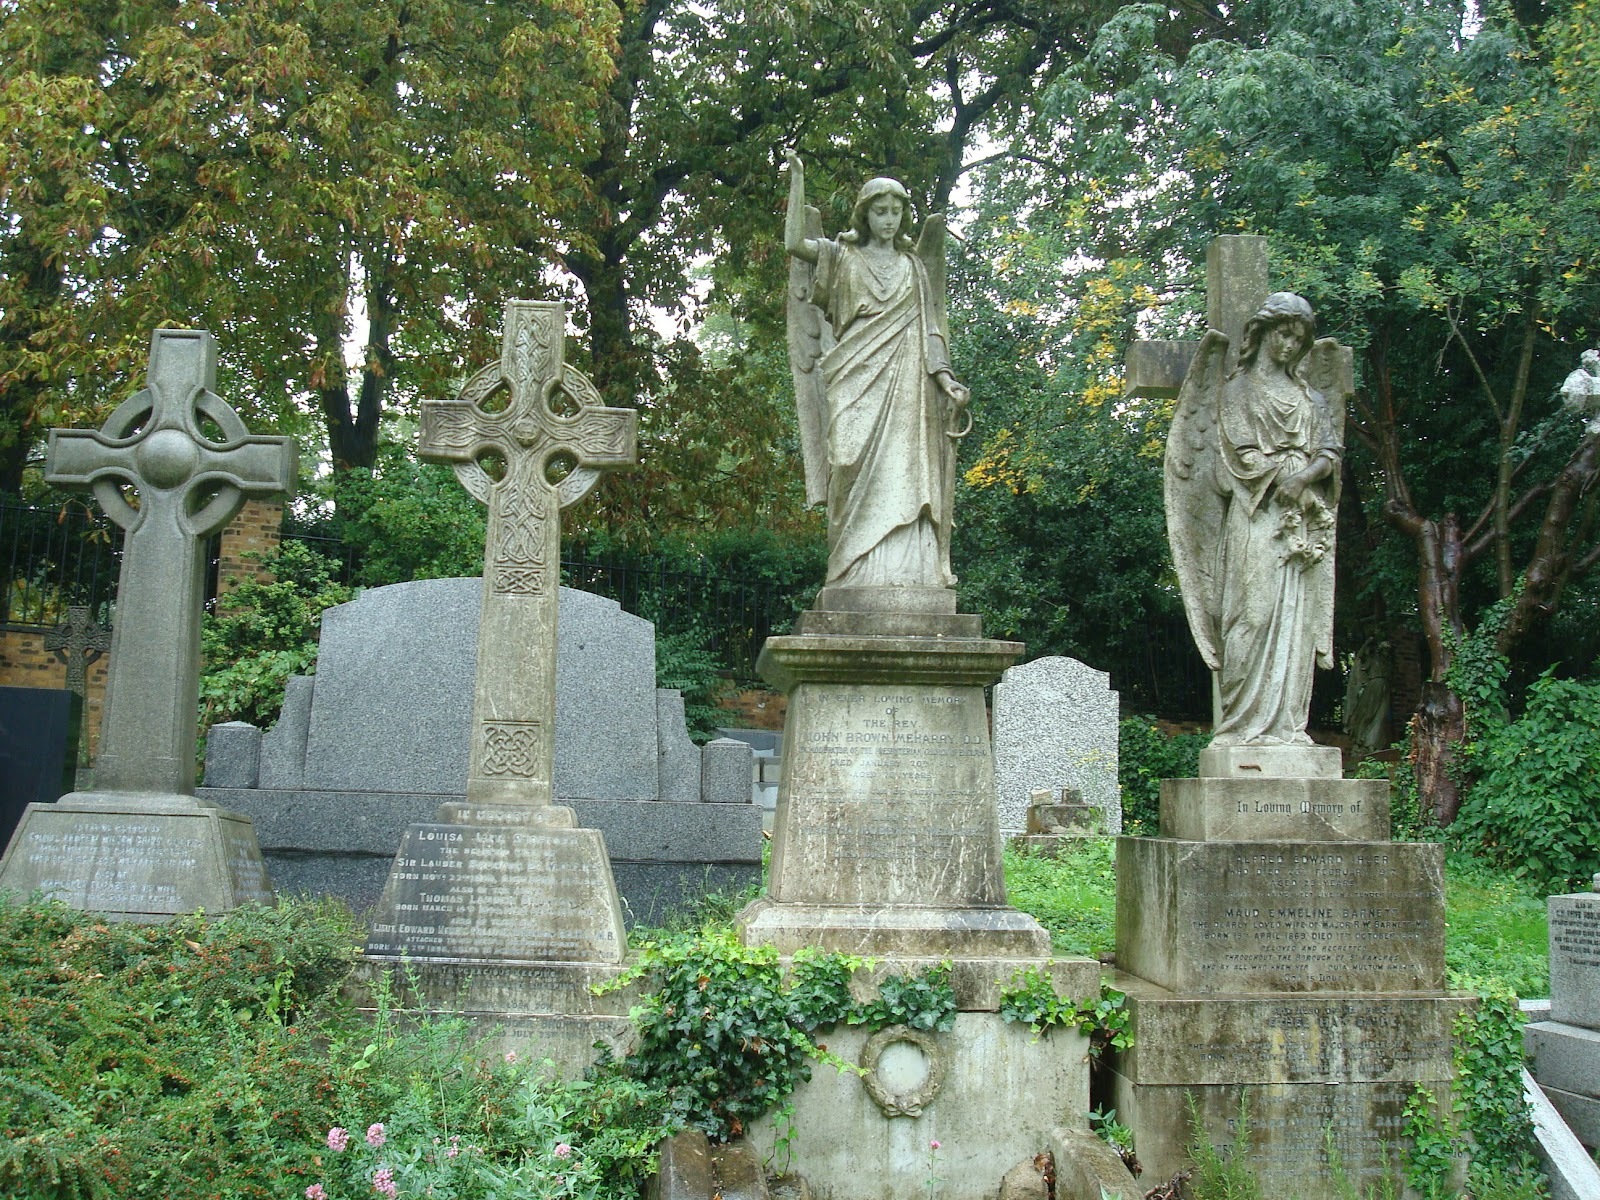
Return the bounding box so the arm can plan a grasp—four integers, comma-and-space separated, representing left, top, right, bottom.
199, 539, 353, 729
1454, 671, 1600, 893
1118, 717, 1207, 830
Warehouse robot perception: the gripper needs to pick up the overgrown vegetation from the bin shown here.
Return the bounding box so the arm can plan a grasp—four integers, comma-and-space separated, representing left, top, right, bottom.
1002, 840, 1117, 958
1117, 718, 1208, 830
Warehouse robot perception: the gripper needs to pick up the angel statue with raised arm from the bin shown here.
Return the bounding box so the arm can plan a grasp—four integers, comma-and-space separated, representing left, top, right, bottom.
1166, 292, 1344, 745
784, 149, 969, 590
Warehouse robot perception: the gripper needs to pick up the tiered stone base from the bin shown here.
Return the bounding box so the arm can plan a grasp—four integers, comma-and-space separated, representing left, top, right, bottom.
1111, 773, 1464, 1195
352, 801, 633, 1074
0, 793, 273, 920
1525, 890, 1600, 1150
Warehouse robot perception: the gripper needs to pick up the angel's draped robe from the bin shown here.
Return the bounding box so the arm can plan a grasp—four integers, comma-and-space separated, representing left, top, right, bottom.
1211, 370, 1341, 744
812, 240, 956, 587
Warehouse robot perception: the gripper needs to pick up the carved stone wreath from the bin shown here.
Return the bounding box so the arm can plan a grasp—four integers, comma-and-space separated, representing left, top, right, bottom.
859, 1025, 946, 1118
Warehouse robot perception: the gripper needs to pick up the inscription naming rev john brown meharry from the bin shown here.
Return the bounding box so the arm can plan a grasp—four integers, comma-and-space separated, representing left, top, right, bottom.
776, 685, 1002, 908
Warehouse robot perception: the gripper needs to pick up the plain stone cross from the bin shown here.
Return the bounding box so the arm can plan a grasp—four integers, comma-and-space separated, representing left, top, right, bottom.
46, 329, 296, 797
1124, 234, 1355, 402
45, 605, 111, 697
419, 300, 637, 807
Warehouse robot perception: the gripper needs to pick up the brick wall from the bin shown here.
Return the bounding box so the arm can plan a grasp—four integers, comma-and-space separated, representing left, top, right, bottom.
0, 497, 283, 764
216, 497, 284, 605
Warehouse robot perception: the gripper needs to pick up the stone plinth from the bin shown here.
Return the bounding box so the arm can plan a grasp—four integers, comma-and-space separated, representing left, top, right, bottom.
746, 1014, 1091, 1200
1525, 890, 1600, 1152
738, 612, 1048, 959
0, 797, 273, 921
348, 955, 638, 1077
1116, 837, 1445, 994
1114, 766, 1458, 1193
1160, 776, 1390, 842
1107, 974, 1470, 1188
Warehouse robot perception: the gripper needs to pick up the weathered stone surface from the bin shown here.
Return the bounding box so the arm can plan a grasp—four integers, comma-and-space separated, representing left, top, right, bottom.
204, 722, 261, 789
997, 1157, 1048, 1200
740, 898, 1049, 959
1549, 892, 1600, 1032
1159, 776, 1389, 842
1115, 837, 1446, 993
654, 1129, 713, 1200
993, 656, 1121, 835
700, 737, 752, 804
1525, 1021, 1600, 1100
656, 690, 701, 803
1106, 1072, 1451, 1198
1198, 743, 1343, 779
746, 1014, 1088, 1200
259, 674, 312, 788
708, 1140, 767, 1200
0, 798, 272, 920
1049, 1127, 1141, 1200
1526, 1069, 1600, 1200
1111, 974, 1469, 1085
1543, 1085, 1600, 1151
1026, 794, 1102, 835
364, 823, 625, 962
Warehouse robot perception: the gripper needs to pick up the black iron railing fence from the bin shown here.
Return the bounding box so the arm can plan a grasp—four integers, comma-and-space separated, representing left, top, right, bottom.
0, 501, 122, 629
1, 499, 1215, 711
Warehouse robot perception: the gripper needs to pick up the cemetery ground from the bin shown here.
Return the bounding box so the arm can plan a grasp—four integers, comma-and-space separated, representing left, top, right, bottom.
0, 841, 1554, 1200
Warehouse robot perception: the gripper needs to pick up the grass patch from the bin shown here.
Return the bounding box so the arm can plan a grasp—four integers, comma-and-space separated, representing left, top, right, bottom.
1003, 838, 1118, 958
1443, 850, 1550, 998
1004, 840, 1550, 996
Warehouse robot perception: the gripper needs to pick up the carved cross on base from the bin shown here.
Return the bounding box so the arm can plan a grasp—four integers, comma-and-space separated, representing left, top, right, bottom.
46, 330, 296, 797
45, 606, 111, 698
419, 301, 637, 808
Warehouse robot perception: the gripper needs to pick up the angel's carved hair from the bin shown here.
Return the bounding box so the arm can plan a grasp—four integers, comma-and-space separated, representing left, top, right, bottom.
840, 177, 915, 250
1233, 292, 1316, 379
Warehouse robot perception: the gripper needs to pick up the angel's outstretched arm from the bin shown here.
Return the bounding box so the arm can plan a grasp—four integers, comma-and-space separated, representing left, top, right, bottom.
784, 149, 820, 264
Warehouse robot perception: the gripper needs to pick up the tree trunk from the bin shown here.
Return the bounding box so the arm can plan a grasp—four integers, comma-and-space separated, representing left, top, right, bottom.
1413, 680, 1466, 826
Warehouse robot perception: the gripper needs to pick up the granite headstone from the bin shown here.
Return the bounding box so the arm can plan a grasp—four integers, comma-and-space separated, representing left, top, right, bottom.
1524, 883, 1600, 1151
0, 686, 80, 849
992, 656, 1121, 835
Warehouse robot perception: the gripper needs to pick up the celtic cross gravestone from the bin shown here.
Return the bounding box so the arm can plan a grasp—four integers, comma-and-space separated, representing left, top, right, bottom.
45, 606, 111, 700
417, 299, 637, 810
0, 329, 295, 918
359, 302, 641, 1071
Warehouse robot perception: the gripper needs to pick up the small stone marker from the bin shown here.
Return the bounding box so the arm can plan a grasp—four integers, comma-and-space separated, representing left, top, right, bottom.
0, 329, 294, 919
358, 302, 640, 1072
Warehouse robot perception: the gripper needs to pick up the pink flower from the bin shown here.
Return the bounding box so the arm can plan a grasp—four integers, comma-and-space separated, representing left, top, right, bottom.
929, 1140, 941, 1150
373, 1166, 397, 1198
553, 1143, 573, 1159
504, 1049, 517, 1063
327, 1127, 350, 1152
306, 1186, 328, 1200
445, 1147, 459, 1159
367, 1123, 387, 1148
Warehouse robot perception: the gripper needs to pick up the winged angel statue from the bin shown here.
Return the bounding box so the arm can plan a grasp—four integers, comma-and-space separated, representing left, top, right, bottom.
1166, 293, 1344, 745
784, 150, 969, 589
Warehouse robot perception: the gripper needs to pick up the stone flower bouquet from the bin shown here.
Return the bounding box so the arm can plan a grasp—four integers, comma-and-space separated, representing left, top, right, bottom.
1275, 492, 1334, 569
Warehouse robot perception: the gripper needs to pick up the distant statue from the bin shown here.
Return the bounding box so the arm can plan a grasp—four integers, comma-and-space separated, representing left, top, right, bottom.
1166, 293, 1344, 745
1562, 348, 1600, 435
783, 149, 969, 589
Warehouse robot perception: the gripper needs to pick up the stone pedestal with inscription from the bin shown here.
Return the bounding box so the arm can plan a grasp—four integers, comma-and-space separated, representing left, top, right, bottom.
734, 593, 1125, 1200
738, 602, 1046, 959
1108, 758, 1467, 1195
1524, 887, 1600, 1151
353, 802, 636, 1074
0, 797, 273, 921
